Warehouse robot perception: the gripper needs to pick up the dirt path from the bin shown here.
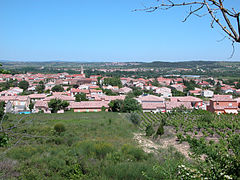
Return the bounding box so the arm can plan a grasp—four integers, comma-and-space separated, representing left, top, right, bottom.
133, 133, 161, 153
133, 132, 191, 159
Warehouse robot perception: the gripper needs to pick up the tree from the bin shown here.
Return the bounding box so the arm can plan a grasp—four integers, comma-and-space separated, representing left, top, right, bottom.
52, 85, 64, 92
127, 112, 141, 125
108, 99, 124, 112
0, 63, 10, 74
73, 84, 79, 88
214, 81, 222, 94
36, 81, 45, 93
103, 89, 118, 96
156, 123, 164, 137
122, 98, 142, 113
138, 0, 240, 44
145, 124, 155, 137
29, 101, 34, 112
108, 98, 142, 112
18, 80, 29, 91
48, 99, 69, 113
126, 87, 143, 98
75, 93, 88, 102
103, 77, 122, 88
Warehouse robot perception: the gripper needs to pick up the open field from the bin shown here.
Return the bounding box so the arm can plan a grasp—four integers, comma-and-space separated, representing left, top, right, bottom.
0, 112, 187, 180
1, 111, 239, 179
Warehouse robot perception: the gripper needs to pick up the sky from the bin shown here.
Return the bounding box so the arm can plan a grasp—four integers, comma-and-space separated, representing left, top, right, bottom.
0, 0, 239, 62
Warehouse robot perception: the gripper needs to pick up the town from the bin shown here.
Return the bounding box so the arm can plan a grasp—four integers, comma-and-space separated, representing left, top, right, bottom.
1, 0, 240, 179
0, 65, 239, 115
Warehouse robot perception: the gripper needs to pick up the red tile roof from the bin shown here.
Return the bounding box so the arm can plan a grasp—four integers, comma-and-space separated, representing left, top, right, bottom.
211, 95, 235, 102
170, 96, 202, 102
69, 101, 109, 109
137, 95, 164, 102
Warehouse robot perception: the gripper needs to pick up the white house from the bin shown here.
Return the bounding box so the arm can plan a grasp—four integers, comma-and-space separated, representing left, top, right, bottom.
155, 87, 172, 98
201, 90, 214, 98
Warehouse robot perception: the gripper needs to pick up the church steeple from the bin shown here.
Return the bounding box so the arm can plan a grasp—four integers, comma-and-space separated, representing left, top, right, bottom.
81, 65, 84, 74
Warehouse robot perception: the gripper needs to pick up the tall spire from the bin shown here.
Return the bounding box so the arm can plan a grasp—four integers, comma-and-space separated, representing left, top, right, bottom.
81, 65, 84, 74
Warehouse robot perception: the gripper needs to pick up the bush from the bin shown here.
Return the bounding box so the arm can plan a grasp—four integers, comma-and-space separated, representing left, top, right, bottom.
0, 133, 9, 147
78, 141, 114, 159
94, 142, 114, 159
101, 106, 107, 112
127, 112, 141, 125
54, 137, 64, 145
121, 144, 147, 161
156, 123, 164, 136
145, 125, 155, 137
54, 123, 66, 134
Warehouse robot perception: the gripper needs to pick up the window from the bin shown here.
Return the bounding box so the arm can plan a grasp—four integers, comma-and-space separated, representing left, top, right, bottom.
229, 103, 232, 107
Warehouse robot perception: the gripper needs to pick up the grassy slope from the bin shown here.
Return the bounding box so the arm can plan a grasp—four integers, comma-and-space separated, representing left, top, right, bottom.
1, 112, 186, 180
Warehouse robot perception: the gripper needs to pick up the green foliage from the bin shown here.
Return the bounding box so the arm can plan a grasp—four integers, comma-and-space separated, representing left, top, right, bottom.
29, 101, 34, 111
156, 123, 164, 136
48, 98, 69, 113
75, 93, 88, 102
127, 112, 141, 125
145, 124, 155, 137
18, 80, 29, 91
51, 85, 64, 92
108, 99, 123, 112
108, 98, 142, 113
151, 78, 161, 87
103, 89, 118, 96
183, 79, 199, 91
127, 87, 143, 98
103, 77, 122, 88
214, 82, 222, 94
54, 123, 66, 134
121, 144, 147, 161
35, 81, 45, 93
0, 133, 9, 147
101, 106, 107, 112
0, 80, 18, 91
2, 112, 189, 179
172, 105, 189, 114
72, 84, 79, 88
171, 89, 186, 96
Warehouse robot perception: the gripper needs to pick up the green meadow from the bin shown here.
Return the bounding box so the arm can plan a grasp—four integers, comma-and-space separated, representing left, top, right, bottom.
0, 112, 186, 180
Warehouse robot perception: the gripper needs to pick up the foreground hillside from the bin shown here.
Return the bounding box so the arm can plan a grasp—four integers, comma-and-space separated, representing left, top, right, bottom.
0, 112, 186, 180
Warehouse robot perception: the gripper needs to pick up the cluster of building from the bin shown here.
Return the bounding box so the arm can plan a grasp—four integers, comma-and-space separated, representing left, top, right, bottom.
0, 69, 239, 114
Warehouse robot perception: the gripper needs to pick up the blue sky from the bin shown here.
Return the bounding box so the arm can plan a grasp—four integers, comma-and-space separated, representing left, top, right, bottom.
0, 0, 239, 62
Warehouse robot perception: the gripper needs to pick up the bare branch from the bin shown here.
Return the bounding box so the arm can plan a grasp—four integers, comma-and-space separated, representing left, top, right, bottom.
135, 0, 240, 44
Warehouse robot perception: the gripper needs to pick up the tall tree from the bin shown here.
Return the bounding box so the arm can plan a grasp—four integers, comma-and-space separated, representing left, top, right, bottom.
18, 80, 29, 91
75, 93, 88, 102
48, 99, 69, 113
51, 85, 64, 92
36, 81, 45, 93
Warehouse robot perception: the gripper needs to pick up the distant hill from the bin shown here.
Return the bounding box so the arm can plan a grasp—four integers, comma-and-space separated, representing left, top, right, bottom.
139, 61, 240, 69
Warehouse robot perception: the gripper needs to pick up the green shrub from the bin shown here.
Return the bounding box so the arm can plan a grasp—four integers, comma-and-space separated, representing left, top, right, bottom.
145, 124, 155, 137
103, 161, 150, 180
127, 112, 141, 125
94, 142, 114, 159
54, 137, 64, 145
156, 123, 164, 136
0, 133, 9, 147
78, 141, 114, 159
121, 144, 147, 161
54, 123, 66, 134
101, 106, 107, 112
